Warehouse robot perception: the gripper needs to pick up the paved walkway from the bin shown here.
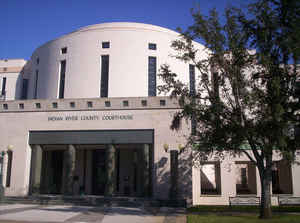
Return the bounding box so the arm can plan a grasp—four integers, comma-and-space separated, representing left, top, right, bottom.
0, 204, 186, 223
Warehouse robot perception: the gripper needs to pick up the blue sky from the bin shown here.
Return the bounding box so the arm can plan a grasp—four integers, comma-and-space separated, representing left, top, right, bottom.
0, 0, 249, 60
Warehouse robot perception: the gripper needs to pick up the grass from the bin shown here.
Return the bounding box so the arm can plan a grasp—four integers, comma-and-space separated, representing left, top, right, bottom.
187, 214, 300, 223
188, 205, 300, 213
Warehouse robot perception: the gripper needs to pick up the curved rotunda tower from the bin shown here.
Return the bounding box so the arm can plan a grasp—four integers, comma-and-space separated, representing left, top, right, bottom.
25, 22, 204, 100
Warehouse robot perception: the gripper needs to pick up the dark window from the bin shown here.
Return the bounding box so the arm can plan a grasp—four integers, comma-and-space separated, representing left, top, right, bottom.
105, 101, 111, 107
59, 60, 66, 99
148, 43, 157, 50
61, 47, 67, 54
189, 64, 195, 96
102, 42, 110, 49
148, 56, 157, 96
70, 102, 75, 108
160, 100, 166, 106
19, 103, 24, 109
21, 79, 28, 100
123, 100, 129, 107
191, 116, 197, 135
189, 65, 197, 135
6, 150, 13, 187
35, 103, 41, 109
87, 101, 93, 108
3, 67, 7, 72
100, 55, 109, 97
52, 102, 58, 108
1, 77, 6, 96
36, 58, 39, 65
141, 100, 147, 106
3, 104, 8, 109
34, 70, 39, 99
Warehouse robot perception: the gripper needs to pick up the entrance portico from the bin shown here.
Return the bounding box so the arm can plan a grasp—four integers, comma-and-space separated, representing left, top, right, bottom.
29, 130, 153, 197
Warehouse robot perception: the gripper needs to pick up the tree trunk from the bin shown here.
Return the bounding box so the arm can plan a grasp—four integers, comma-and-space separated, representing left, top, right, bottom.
258, 162, 273, 218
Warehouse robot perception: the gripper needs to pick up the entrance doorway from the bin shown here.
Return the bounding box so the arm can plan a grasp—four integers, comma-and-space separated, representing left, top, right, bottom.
92, 149, 106, 195
31, 144, 152, 197
40, 149, 64, 194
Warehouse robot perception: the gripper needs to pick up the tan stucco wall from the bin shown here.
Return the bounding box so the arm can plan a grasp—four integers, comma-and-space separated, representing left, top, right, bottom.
0, 97, 192, 201
192, 152, 300, 206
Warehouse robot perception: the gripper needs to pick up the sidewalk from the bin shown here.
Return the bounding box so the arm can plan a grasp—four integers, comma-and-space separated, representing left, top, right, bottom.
0, 204, 186, 223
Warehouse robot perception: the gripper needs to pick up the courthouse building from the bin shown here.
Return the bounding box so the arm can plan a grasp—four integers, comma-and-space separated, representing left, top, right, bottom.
0, 22, 299, 206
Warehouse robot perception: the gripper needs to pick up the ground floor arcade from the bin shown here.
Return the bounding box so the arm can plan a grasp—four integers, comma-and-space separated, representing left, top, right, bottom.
30, 144, 152, 197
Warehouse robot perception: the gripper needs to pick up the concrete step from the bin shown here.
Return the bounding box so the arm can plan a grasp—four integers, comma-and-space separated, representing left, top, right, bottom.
1, 196, 185, 207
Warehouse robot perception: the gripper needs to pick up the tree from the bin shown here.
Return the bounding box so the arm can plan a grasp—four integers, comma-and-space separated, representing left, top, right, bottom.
158, 0, 300, 219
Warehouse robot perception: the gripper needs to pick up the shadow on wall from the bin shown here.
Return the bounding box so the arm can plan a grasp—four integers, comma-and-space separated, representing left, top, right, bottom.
155, 149, 192, 203
177, 149, 193, 203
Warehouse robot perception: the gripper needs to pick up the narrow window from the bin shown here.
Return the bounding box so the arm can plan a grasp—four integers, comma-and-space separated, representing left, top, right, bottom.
148, 43, 157, 50
148, 56, 157, 96
61, 47, 67, 54
59, 60, 66, 99
102, 42, 110, 49
189, 65, 197, 135
189, 65, 195, 96
6, 150, 13, 187
1, 77, 6, 97
3, 104, 8, 109
36, 58, 39, 65
70, 102, 75, 108
191, 116, 197, 135
21, 79, 28, 99
34, 70, 39, 99
105, 101, 111, 107
100, 55, 109, 97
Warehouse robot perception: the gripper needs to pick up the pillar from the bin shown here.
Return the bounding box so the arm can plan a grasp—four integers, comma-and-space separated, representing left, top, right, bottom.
29, 145, 43, 194
141, 144, 150, 197
170, 150, 178, 199
105, 144, 115, 196
62, 145, 76, 195
85, 150, 93, 195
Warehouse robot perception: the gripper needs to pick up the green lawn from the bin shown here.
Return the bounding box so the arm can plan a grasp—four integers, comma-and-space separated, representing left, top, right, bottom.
188, 205, 300, 213
187, 214, 300, 223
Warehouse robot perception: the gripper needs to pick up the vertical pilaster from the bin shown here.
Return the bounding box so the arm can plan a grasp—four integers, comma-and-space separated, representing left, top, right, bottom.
142, 144, 150, 197
105, 144, 115, 196
30, 145, 43, 194
170, 150, 178, 199
85, 150, 93, 195
62, 145, 76, 195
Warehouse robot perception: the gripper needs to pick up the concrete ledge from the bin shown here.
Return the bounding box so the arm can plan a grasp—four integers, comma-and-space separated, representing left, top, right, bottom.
0, 96, 180, 113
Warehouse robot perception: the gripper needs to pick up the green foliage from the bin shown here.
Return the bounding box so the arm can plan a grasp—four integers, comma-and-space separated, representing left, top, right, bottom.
158, 0, 300, 219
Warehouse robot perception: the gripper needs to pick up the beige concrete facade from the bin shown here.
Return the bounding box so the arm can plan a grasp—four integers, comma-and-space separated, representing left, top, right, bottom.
0, 59, 27, 100
0, 97, 192, 202
0, 22, 299, 206
192, 152, 300, 206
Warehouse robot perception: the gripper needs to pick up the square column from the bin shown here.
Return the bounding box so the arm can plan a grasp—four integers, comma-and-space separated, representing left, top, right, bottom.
29, 145, 43, 194
170, 150, 178, 199
141, 144, 150, 197
105, 144, 116, 196
62, 145, 76, 195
